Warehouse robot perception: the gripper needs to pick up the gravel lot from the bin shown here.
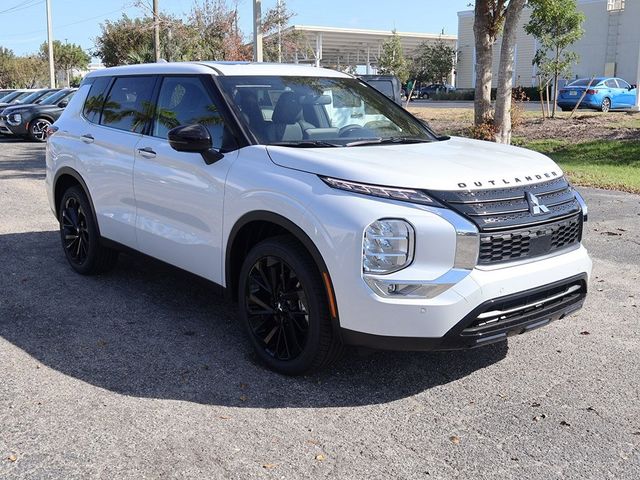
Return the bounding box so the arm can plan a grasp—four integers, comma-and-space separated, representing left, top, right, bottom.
1, 138, 638, 479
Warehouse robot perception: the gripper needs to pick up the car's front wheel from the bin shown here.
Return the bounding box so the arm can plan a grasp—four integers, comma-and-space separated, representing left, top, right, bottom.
59, 186, 119, 275
28, 118, 51, 142
238, 236, 342, 375
600, 98, 611, 113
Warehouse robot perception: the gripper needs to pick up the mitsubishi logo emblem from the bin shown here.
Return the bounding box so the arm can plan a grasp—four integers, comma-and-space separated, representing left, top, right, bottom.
526, 192, 550, 215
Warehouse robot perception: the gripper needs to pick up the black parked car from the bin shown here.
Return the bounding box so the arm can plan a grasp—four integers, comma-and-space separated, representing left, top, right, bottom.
0, 89, 76, 141
357, 75, 403, 105
418, 83, 455, 99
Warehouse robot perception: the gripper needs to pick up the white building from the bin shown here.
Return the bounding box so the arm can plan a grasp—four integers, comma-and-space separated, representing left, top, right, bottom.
456, 0, 640, 88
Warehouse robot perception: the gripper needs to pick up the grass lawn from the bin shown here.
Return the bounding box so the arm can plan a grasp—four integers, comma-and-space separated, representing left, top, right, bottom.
517, 138, 640, 193
409, 107, 640, 193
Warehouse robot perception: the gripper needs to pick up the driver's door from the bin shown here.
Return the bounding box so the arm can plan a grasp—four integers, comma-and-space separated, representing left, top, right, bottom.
133, 75, 238, 284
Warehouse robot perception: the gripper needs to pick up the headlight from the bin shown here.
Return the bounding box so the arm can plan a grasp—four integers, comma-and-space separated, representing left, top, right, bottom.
7, 113, 22, 126
363, 219, 414, 274
321, 176, 442, 206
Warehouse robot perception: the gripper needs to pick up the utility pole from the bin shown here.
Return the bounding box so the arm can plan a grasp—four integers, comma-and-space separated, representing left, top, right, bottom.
45, 0, 55, 88
153, 0, 160, 62
253, 0, 263, 62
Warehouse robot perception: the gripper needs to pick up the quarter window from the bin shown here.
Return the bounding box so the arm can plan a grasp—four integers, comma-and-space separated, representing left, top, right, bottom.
83, 77, 112, 124
152, 76, 228, 150
100, 76, 156, 133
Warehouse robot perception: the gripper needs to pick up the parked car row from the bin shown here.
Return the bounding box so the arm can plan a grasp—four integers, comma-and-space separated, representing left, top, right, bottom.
557, 77, 638, 112
0, 88, 76, 141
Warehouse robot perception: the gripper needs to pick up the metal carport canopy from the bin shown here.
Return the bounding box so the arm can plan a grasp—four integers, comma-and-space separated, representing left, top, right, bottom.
282, 25, 457, 68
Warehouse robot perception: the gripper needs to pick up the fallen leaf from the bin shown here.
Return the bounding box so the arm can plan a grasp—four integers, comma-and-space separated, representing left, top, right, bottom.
218, 415, 230, 420
600, 231, 621, 236
560, 420, 571, 427
240, 383, 248, 389
239, 394, 248, 402
531, 402, 541, 408
306, 439, 320, 445
533, 414, 547, 422
262, 463, 277, 469
315, 454, 326, 461
7, 454, 17, 462
449, 435, 460, 444
580, 331, 590, 335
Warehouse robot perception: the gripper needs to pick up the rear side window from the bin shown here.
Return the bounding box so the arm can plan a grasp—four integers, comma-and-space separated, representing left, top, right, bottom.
100, 76, 156, 133
83, 77, 112, 124
605, 79, 618, 88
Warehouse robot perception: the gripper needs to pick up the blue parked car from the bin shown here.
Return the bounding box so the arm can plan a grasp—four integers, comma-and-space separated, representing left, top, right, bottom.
557, 77, 637, 112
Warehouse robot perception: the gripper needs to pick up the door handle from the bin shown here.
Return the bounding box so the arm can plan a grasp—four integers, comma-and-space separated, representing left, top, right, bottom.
137, 147, 157, 158
81, 134, 94, 144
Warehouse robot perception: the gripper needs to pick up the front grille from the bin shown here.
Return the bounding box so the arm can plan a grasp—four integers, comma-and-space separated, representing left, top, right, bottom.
478, 214, 582, 265
429, 177, 584, 265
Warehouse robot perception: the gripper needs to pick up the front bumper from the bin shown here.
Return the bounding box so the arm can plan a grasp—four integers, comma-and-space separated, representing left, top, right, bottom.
0, 118, 14, 135
342, 273, 587, 350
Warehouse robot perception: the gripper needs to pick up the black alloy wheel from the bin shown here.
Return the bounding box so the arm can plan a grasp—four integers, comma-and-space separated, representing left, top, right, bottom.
29, 118, 51, 142
61, 196, 90, 265
238, 236, 342, 375
245, 255, 310, 361
58, 186, 119, 275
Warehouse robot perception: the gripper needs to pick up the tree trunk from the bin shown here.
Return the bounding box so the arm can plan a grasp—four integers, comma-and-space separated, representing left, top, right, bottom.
552, 46, 559, 118
494, 0, 526, 144
473, 1, 494, 126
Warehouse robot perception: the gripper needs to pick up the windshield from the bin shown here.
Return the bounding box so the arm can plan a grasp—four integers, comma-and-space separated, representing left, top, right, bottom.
41, 89, 74, 105
17, 90, 53, 104
0, 91, 27, 104
218, 76, 436, 147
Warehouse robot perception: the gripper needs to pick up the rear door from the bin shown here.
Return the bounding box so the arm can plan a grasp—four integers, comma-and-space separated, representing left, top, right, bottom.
132, 75, 239, 283
78, 75, 157, 247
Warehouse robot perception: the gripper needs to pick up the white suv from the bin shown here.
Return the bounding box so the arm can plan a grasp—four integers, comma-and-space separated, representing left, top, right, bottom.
46, 62, 592, 374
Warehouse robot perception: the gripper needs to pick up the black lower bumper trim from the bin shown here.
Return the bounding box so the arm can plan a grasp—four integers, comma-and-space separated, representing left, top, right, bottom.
341, 274, 588, 351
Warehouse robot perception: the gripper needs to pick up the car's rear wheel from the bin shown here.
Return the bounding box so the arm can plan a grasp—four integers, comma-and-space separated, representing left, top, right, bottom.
600, 98, 611, 113
28, 118, 51, 142
238, 236, 342, 375
59, 186, 119, 275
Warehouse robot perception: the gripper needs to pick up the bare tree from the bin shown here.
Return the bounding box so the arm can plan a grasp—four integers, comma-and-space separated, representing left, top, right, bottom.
473, 0, 506, 127
494, 0, 526, 144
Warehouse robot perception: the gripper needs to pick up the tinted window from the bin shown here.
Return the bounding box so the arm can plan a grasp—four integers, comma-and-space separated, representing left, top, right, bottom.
152, 76, 227, 149
568, 78, 604, 87
100, 76, 156, 133
83, 77, 112, 123
605, 79, 618, 88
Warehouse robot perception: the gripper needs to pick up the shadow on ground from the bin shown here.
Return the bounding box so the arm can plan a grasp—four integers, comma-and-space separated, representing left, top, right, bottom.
0, 230, 507, 408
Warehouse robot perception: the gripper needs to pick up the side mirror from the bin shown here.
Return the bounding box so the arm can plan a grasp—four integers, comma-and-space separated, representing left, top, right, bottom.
168, 124, 223, 165
630, 85, 637, 90
58, 100, 68, 108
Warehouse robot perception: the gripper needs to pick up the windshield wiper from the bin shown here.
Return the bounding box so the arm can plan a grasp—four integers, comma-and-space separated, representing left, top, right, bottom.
269, 140, 341, 148
345, 137, 431, 147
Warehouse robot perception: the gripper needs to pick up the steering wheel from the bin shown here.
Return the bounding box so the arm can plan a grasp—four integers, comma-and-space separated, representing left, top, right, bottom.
338, 124, 367, 137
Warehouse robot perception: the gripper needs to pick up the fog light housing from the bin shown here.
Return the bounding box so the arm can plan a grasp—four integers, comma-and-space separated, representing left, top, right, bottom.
363, 219, 414, 274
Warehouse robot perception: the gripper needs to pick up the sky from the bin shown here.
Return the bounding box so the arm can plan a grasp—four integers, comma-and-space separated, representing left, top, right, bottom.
0, 0, 472, 58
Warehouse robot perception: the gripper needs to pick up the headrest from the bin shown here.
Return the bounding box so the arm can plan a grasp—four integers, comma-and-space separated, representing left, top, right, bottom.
272, 91, 302, 124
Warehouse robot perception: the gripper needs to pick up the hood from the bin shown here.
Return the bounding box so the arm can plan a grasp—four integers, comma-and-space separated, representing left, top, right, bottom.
266, 136, 563, 191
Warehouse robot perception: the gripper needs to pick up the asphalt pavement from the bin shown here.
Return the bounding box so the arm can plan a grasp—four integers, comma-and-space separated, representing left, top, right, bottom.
0, 137, 638, 479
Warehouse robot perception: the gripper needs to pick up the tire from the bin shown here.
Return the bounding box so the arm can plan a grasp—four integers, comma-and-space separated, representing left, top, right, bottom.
28, 118, 52, 142
59, 186, 119, 275
238, 236, 343, 375
600, 98, 611, 113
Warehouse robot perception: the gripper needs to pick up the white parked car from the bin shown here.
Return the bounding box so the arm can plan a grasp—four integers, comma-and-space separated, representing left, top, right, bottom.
46, 62, 592, 374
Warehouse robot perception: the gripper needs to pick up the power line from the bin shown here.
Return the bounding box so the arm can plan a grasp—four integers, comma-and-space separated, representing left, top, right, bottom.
0, 0, 44, 15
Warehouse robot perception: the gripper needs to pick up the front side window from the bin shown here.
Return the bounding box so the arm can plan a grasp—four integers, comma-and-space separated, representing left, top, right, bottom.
100, 76, 156, 133
218, 75, 435, 147
617, 78, 631, 89
152, 76, 227, 150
